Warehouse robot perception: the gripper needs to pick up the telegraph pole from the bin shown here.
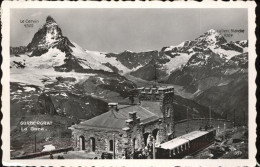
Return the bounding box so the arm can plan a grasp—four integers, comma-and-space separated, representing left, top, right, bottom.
187, 106, 189, 132
34, 134, 37, 152
209, 106, 212, 126
243, 109, 246, 126
233, 109, 236, 128
153, 137, 155, 159
153, 60, 157, 87
113, 134, 116, 159
58, 128, 60, 138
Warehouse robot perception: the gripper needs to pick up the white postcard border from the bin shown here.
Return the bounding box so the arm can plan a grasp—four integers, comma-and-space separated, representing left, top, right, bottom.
1, 1, 257, 167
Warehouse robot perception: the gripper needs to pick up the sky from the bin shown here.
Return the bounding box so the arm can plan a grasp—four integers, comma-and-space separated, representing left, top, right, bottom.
11, 8, 248, 53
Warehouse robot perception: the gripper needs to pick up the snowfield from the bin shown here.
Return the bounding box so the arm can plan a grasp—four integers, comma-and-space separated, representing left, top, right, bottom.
164, 41, 188, 52
163, 53, 193, 74
11, 68, 96, 87
71, 42, 112, 72
85, 49, 132, 74
11, 48, 66, 69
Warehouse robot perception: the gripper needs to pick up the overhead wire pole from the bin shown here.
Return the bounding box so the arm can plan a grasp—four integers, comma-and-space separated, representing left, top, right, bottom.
113, 133, 116, 159
153, 60, 157, 88
226, 110, 228, 121
209, 106, 212, 126
186, 106, 189, 133
153, 137, 155, 159
233, 109, 236, 128
243, 108, 246, 126
153, 51, 160, 88
34, 134, 37, 153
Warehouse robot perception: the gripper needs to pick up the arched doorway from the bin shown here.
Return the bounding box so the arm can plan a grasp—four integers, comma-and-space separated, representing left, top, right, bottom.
143, 133, 150, 146
152, 129, 159, 141
79, 136, 85, 150
90, 137, 95, 152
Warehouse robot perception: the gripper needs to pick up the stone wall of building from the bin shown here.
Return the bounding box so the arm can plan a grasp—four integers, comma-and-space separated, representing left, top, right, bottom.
72, 128, 125, 158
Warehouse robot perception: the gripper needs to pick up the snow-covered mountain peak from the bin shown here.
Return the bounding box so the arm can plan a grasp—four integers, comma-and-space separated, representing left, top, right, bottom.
46, 16, 57, 24
124, 50, 134, 53
11, 16, 114, 73
43, 16, 63, 46
27, 16, 64, 55
203, 29, 222, 39
194, 29, 227, 47
206, 29, 218, 35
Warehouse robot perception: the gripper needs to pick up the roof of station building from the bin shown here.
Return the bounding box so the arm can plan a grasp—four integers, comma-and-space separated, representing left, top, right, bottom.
72, 101, 163, 131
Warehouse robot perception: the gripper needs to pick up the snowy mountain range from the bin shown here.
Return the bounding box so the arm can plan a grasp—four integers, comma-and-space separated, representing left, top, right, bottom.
10, 16, 248, 136
11, 16, 248, 81
10, 16, 248, 155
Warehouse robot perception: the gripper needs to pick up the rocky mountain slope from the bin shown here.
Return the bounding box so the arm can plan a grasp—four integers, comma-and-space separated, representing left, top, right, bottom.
10, 16, 137, 151
96, 29, 248, 123
133, 29, 247, 81
165, 38, 248, 121
135, 30, 248, 123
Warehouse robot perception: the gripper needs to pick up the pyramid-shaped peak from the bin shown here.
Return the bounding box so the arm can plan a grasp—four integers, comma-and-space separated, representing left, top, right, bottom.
46, 16, 56, 24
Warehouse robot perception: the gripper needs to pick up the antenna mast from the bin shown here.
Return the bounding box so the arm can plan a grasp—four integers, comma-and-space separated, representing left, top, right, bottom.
233, 109, 236, 128
186, 106, 189, 133
209, 106, 212, 126
154, 62, 157, 87
153, 51, 159, 87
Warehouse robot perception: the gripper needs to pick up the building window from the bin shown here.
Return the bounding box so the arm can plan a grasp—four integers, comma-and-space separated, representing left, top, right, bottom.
109, 140, 113, 151
133, 138, 136, 150
90, 137, 95, 152
79, 136, 85, 150
166, 124, 171, 134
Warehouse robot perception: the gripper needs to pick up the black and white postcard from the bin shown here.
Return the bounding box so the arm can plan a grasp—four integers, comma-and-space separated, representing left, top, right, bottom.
1, 1, 257, 167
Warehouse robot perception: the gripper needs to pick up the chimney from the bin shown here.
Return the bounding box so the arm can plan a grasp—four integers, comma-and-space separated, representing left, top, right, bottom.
108, 103, 118, 112
129, 111, 137, 120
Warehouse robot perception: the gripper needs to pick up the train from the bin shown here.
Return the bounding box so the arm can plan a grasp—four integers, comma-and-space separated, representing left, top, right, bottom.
155, 128, 216, 159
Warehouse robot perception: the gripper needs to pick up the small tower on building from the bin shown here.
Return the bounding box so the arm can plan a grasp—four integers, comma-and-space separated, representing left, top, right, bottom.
137, 86, 175, 142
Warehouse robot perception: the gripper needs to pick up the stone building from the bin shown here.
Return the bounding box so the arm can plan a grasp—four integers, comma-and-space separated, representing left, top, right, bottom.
70, 86, 175, 158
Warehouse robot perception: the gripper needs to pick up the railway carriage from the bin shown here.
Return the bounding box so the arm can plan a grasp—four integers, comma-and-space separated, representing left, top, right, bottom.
156, 129, 216, 159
